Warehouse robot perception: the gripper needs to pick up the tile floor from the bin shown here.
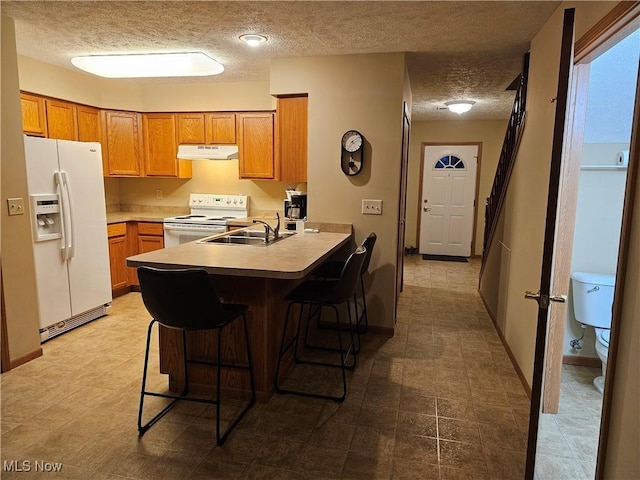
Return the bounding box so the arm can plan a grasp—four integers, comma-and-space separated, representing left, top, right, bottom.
1, 256, 532, 479
535, 365, 603, 480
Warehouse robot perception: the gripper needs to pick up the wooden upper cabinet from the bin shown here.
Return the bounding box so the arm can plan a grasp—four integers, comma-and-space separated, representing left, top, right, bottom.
77, 105, 102, 143
45, 99, 78, 140
176, 113, 205, 144
237, 113, 274, 179
20, 93, 47, 137
143, 114, 192, 178
103, 110, 143, 176
206, 113, 236, 144
143, 113, 178, 177
276, 95, 308, 183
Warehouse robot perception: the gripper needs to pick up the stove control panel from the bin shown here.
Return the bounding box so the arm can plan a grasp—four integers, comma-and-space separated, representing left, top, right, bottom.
189, 194, 249, 210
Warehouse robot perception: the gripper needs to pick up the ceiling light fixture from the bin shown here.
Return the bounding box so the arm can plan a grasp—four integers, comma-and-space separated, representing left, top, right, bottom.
70, 52, 224, 78
445, 100, 476, 115
239, 34, 268, 47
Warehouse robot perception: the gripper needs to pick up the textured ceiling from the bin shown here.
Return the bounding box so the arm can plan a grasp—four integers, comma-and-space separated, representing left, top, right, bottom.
2, 1, 559, 120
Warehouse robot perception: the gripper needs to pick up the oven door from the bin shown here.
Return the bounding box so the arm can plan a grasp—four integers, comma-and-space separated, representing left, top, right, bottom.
163, 223, 226, 247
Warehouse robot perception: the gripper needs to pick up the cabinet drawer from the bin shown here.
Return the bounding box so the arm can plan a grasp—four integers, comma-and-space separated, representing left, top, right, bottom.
137, 222, 164, 236
107, 222, 126, 237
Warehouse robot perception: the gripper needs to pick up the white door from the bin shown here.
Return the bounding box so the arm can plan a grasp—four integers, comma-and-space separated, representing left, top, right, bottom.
57, 140, 112, 316
419, 145, 478, 257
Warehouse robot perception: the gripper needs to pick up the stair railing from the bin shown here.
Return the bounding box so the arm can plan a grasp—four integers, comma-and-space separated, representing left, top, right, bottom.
481, 53, 530, 272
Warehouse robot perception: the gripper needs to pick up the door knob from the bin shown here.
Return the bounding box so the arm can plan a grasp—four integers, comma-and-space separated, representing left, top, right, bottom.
524, 291, 540, 301
423, 207, 431, 212
524, 291, 567, 308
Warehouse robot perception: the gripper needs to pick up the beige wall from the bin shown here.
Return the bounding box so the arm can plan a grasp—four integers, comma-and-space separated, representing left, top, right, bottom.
476, 1, 639, 475
407, 120, 507, 255
604, 137, 639, 479
18, 55, 275, 112
479, 1, 619, 385
1, 16, 43, 363
270, 53, 407, 328
119, 162, 294, 215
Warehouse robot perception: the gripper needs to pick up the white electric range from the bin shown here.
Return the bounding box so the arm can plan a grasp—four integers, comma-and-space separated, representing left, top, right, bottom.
163, 193, 249, 247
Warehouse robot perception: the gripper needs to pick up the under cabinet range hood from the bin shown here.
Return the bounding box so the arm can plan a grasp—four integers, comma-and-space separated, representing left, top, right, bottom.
177, 144, 239, 160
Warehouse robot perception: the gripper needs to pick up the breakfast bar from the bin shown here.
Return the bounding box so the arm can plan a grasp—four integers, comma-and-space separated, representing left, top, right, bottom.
126, 225, 352, 401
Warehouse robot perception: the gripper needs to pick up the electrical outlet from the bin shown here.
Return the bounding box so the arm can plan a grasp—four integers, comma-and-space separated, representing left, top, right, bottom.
156, 189, 163, 200
7, 198, 25, 216
362, 199, 382, 215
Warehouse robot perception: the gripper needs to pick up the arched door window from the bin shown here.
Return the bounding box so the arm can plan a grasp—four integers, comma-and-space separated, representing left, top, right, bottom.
434, 155, 466, 169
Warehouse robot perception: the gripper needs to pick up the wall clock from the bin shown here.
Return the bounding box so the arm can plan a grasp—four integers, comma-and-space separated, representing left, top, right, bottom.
341, 130, 364, 176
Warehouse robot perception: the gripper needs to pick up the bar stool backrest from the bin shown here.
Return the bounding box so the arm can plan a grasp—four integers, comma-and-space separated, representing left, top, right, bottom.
361, 232, 377, 274
138, 267, 228, 331
327, 246, 367, 304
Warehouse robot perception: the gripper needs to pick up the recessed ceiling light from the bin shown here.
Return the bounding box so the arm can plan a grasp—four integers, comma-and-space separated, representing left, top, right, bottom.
445, 100, 476, 114
239, 34, 268, 47
70, 52, 224, 78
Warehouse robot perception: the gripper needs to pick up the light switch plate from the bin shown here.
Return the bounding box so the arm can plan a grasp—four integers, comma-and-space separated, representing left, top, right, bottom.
362, 199, 382, 215
7, 198, 25, 216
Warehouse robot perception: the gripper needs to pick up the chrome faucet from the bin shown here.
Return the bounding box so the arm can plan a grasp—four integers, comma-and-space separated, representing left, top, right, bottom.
253, 213, 280, 243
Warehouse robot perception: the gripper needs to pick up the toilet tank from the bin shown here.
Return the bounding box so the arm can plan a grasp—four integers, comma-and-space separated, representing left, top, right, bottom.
571, 272, 615, 328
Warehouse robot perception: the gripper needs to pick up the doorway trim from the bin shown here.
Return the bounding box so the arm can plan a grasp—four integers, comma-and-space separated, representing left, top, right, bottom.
417, 142, 483, 256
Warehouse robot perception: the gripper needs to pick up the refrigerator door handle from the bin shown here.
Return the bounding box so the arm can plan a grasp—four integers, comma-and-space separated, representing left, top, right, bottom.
61, 171, 76, 259
54, 171, 68, 260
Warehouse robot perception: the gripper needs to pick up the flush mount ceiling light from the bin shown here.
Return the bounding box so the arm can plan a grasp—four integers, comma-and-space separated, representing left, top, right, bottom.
445, 100, 476, 114
239, 34, 268, 47
70, 52, 224, 78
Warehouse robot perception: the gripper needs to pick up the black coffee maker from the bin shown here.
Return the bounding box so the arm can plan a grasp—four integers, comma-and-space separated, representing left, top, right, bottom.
284, 193, 307, 219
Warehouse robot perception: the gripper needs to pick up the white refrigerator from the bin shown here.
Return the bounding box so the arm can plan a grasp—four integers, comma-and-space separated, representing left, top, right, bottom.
24, 136, 112, 341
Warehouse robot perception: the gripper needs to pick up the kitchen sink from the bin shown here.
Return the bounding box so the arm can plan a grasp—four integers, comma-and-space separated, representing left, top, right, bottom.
198, 231, 296, 246
227, 230, 269, 238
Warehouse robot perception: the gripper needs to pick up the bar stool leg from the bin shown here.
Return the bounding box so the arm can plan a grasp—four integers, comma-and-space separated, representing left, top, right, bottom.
138, 320, 182, 435
216, 313, 256, 446
359, 276, 369, 333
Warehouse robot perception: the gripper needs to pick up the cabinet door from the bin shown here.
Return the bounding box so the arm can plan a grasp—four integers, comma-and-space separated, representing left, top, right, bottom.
143, 113, 178, 177
206, 113, 236, 144
276, 96, 308, 183
177, 113, 205, 144
20, 93, 47, 137
46, 99, 78, 140
77, 105, 102, 142
104, 110, 143, 176
237, 113, 274, 179
107, 223, 128, 292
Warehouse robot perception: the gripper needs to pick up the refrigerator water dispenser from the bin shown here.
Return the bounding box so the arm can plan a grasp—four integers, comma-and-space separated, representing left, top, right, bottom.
30, 193, 62, 242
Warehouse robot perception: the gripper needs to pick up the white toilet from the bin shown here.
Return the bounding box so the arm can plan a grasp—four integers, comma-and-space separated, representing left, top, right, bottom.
570, 271, 615, 394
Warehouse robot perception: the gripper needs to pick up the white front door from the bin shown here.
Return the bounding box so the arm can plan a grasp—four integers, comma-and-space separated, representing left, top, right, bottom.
419, 145, 478, 257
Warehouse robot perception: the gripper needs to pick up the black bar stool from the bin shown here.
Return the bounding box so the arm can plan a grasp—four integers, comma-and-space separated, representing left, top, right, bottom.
274, 246, 367, 402
311, 232, 377, 352
137, 267, 255, 446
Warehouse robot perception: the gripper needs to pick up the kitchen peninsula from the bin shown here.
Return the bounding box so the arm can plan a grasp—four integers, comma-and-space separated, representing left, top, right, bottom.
126, 225, 352, 400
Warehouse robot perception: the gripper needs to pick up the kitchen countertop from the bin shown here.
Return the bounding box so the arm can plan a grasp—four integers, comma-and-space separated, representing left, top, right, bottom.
106, 212, 170, 224
126, 228, 351, 279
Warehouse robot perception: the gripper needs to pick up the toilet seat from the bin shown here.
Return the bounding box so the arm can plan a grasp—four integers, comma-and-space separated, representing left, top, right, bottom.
597, 328, 610, 347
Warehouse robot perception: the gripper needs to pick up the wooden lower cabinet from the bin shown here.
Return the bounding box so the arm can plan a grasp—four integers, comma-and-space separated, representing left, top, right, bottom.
107, 223, 129, 295
108, 221, 164, 296
130, 222, 164, 288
